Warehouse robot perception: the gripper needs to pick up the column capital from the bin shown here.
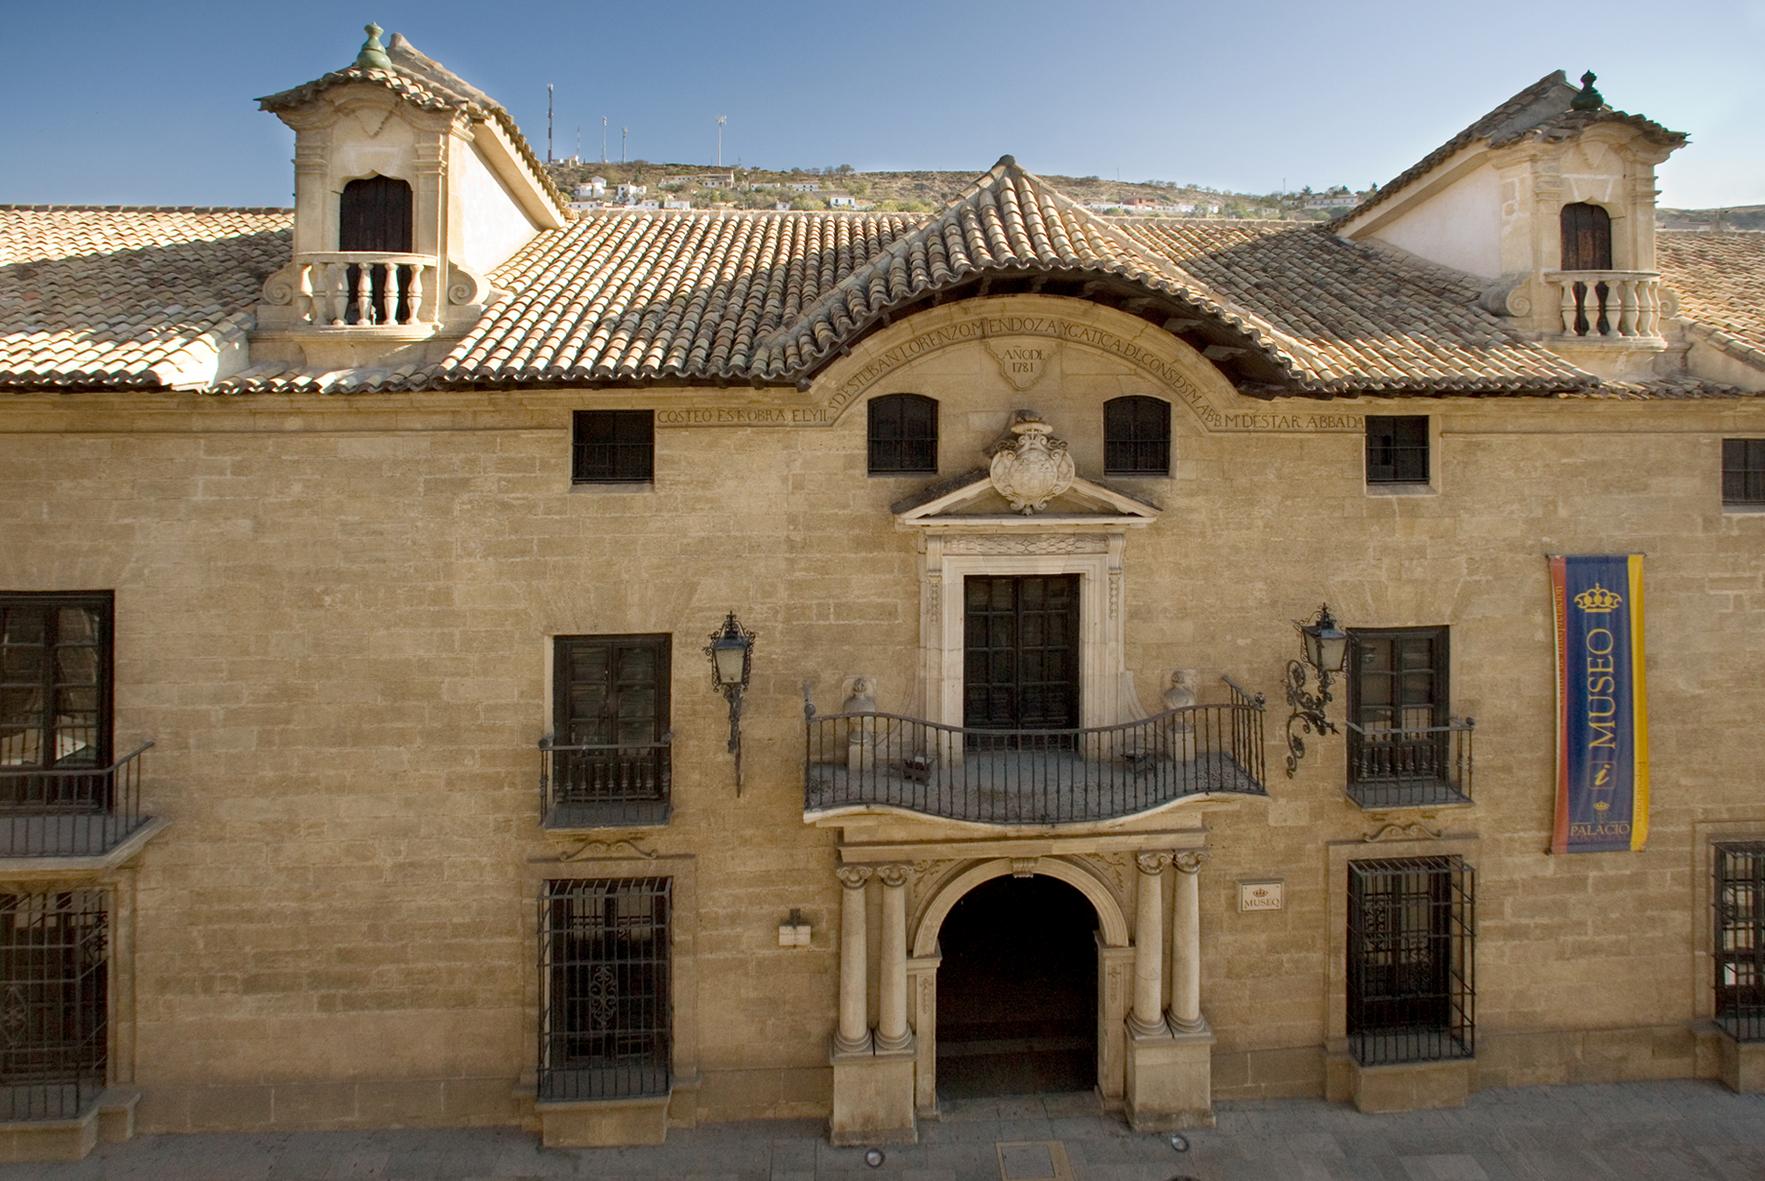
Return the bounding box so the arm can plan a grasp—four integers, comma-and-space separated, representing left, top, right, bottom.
1172, 850, 1210, 875
877, 863, 911, 889
836, 866, 873, 890
1135, 851, 1173, 876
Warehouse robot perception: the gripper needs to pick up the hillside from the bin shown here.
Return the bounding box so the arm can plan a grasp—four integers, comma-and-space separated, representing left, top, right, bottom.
544, 160, 1317, 219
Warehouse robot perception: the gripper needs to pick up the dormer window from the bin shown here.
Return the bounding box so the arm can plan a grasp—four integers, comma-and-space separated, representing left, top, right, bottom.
1560, 203, 1612, 271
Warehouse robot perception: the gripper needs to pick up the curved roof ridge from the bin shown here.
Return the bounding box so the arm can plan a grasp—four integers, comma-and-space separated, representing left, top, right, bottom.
748, 156, 1309, 384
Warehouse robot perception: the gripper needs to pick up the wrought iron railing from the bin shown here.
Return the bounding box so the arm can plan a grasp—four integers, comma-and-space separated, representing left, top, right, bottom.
803, 678, 1266, 825
1344, 718, 1474, 810
0, 741, 152, 858
539, 734, 671, 828
1716, 842, 1765, 1043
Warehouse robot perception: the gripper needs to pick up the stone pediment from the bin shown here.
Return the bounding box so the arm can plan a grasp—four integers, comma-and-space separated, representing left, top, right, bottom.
893, 470, 1160, 534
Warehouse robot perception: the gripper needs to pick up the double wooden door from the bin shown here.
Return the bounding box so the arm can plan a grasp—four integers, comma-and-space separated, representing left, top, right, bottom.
962, 575, 1080, 733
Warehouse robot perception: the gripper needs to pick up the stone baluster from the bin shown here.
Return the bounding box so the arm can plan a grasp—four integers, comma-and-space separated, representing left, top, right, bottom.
1168, 851, 1209, 1033
875, 864, 912, 1052
407, 262, 425, 325
1615, 276, 1638, 337
326, 262, 348, 327
352, 263, 372, 326
1129, 852, 1170, 1038
834, 866, 872, 1054
1558, 277, 1580, 336
383, 262, 403, 325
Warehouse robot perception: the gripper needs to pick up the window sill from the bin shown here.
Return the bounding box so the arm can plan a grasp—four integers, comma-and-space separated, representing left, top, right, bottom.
1347, 783, 1471, 811
1365, 482, 1437, 498
1348, 1054, 1472, 1114
543, 801, 670, 830
537, 1087, 671, 1148
1721, 502, 1765, 515
569, 481, 656, 495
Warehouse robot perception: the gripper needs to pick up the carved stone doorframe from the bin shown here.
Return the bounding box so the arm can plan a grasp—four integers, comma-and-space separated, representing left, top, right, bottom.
905, 854, 1134, 1116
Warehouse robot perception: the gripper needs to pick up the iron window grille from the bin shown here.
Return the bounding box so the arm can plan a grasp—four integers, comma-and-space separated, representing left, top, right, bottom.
1365, 416, 1430, 485
867, 393, 938, 474
572, 410, 655, 484
1715, 842, 1765, 1042
1347, 856, 1474, 1066
538, 878, 671, 1102
1103, 396, 1171, 475
0, 890, 107, 1121
1722, 439, 1765, 507
545, 635, 670, 827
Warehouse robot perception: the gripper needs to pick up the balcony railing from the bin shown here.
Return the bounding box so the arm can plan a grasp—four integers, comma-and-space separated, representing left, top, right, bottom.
804, 678, 1266, 825
1542, 270, 1662, 340
0, 741, 153, 858
539, 734, 671, 828
285, 251, 439, 328
1344, 718, 1474, 809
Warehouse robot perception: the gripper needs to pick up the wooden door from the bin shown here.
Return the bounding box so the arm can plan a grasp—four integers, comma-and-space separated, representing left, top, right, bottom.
338, 176, 413, 324
962, 575, 1080, 733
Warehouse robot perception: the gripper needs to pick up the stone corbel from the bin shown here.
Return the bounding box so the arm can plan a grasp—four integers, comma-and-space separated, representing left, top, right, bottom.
442, 262, 498, 331
255, 262, 309, 330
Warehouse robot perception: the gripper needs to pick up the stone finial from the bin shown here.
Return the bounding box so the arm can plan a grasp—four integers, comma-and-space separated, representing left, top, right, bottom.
355, 22, 392, 70
1570, 70, 1603, 112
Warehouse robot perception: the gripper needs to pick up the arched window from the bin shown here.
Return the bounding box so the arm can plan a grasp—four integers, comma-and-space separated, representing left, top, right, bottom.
868, 394, 938, 474
1103, 396, 1171, 475
1559, 203, 1612, 271
338, 176, 414, 325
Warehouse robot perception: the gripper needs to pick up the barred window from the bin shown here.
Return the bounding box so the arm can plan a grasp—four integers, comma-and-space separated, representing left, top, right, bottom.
1715, 842, 1764, 1042
1365, 416, 1429, 485
1347, 856, 1474, 1066
539, 878, 671, 1101
1103, 396, 1171, 475
1723, 439, 1765, 506
572, 410, 654, 484
0, 890, 108, 1121
867, 394, 938, 474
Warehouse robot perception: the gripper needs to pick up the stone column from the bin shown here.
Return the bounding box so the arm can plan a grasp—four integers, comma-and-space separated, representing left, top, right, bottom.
1169, 851, 1209, 1034
875, 864, 913, 1052
1129, 852, 1170, 1038
834, 866, 873, 1054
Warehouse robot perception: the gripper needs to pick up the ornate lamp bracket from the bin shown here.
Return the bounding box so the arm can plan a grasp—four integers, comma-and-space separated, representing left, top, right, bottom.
1283, 603, 1348, 778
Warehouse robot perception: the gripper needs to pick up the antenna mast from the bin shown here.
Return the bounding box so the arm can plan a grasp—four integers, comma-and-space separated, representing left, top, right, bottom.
715, 115, 727, 167
601, 116, 609, 164
621, 127, 629, 164
546, 83, 554, 163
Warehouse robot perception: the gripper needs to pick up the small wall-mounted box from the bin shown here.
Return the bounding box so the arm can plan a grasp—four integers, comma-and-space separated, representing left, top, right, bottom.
777, 909, 812, 947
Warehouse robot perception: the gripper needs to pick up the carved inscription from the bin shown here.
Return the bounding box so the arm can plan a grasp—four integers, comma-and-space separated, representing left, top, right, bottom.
651, 315, 1362, 433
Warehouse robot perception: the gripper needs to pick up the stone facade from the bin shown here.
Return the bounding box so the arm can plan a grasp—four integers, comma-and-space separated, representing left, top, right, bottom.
3, 32, 1765, 1162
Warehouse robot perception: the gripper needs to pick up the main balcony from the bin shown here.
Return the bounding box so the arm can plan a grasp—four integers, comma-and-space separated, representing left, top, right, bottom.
804, 679, 1267, 826
0, 741, 155, 860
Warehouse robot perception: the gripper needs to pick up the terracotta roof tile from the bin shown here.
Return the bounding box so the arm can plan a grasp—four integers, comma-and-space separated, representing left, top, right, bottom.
0, 206, 290, 390
1659, 231, 1765, 367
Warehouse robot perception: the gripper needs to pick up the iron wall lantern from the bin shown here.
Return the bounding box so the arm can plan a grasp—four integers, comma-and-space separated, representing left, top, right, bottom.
704, 611, 755, 792
1285, 603, 1349, 777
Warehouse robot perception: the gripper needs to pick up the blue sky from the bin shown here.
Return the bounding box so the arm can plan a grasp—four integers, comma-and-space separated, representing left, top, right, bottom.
3, 0, 1761, 208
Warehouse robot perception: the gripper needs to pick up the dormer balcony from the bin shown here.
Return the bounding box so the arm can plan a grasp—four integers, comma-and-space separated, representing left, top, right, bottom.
280, 251, 442, 331
1542, 270, 1665, 343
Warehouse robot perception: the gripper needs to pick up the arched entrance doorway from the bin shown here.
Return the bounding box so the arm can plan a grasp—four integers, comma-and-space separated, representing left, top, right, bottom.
934, 874, 1098, 1099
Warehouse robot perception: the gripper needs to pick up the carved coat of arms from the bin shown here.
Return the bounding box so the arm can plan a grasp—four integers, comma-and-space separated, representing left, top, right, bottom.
987, 411, 1076, 514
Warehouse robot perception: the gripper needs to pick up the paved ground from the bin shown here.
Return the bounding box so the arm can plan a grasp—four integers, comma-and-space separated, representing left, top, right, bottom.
7, 1079, 1765, 1180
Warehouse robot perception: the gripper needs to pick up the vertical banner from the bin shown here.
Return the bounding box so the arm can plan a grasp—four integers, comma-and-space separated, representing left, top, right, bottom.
1549, 554, 1649, 853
